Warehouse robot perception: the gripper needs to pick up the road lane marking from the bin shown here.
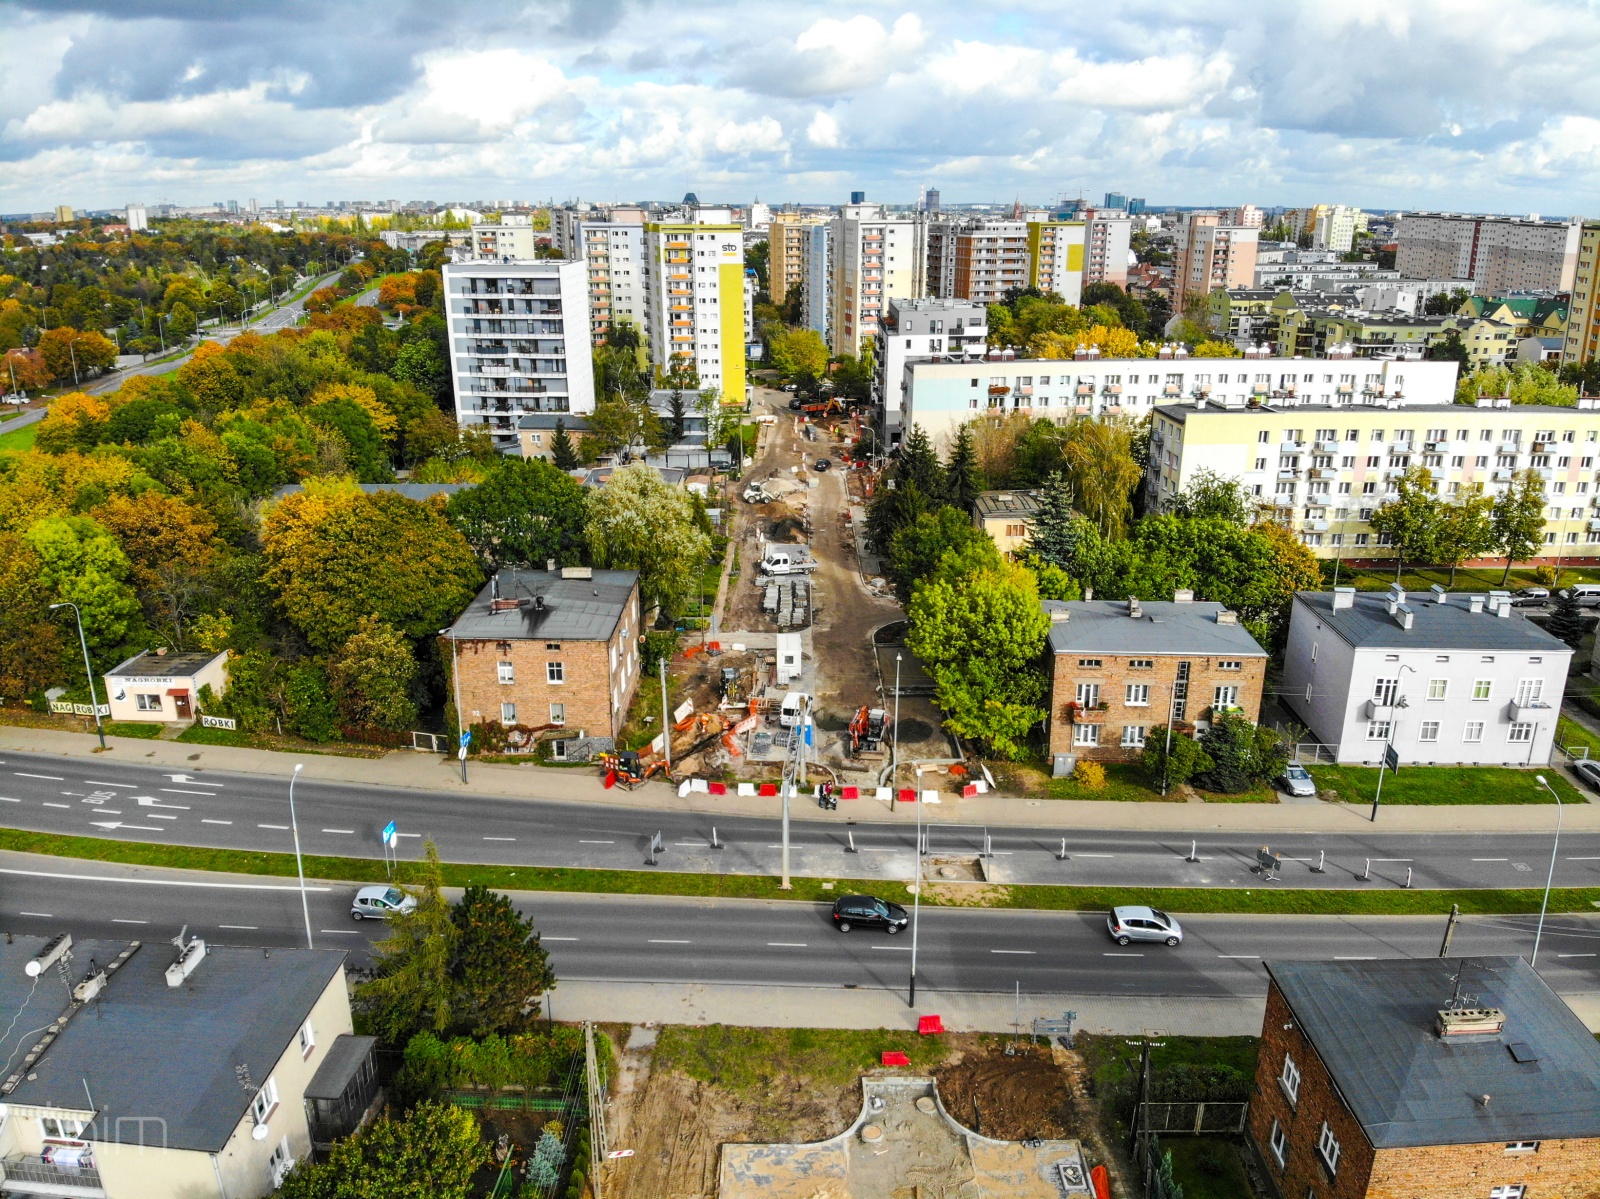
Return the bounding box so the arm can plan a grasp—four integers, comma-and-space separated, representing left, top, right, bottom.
542, 937, 579, 942
160, 788, 216, 796
94, 810, 121, 815
19, 912, 52, 918
1334, 956, 1377, 960
42, 802, 69, 809
1104, 952, 1144, 957
872, 945, 913, 951
1557, 953, 1597, 958
218, 925, 258, 930
674, 842, 710, 848
1369, 858, 1413, 863
0, 797, 17, 803
1568, 856, 1600, 861
111, 919, 148, 925
202, 819, 232, 825
1472, 858, 1508, 862
258, 823, 288, 830
483, 836, 516, 842
1076, 853, 1115, 858
578, 839, 615, 844
15, 773, 64, 780
768, 942, 808, 947
319, 930, 363, 936
990, 949, 1035, 955
320, 829, 354, 835
395, 833, 421, 838
85, 781, 134, 789
1218, 955, 1260, 959
146, 814, 179, 821
0, 867, 331, 892
647, 939, 691, 944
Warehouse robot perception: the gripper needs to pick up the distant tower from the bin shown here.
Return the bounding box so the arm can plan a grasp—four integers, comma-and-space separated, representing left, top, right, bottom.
924, 188, 940, 214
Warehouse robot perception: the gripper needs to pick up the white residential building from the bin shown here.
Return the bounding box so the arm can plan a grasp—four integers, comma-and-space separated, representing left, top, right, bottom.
744, 268, 756, 344
800, 222, 831, 343
1312, 205, 1364, 253
124, 204, 148, 232
441, 258, 594, 451
1083, 211, 1133, 288
1396, 212, 1583, 293
827, 201, 926, 356
1023, 218, 1087, 304
468, 219, 539, 261
873, 298, 989, 441
642, 206, 747, 403
1282, 586, 1570, 766
576, 207, 647, 344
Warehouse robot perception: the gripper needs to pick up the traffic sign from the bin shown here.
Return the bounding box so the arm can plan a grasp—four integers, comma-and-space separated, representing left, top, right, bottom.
458, 746, 468, 761
1383, 744, 1400, 772
460, 730, 472, 748
381, 820, 397, 847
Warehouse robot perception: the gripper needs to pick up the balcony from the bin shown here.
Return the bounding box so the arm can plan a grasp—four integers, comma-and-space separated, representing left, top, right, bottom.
1, 1152, 105, 1198
1075, 384, 1094, 396
1163, 385, 1181, 396
478, 364, 510, 377
1280, 441, 1306, 452
1277, 469, 1300, 480
1498, 442, 1522, 454
988, 385, 1011, 396
1316, 440, 1341, 452
1303, 519, 1330, 532
1508, 699, 1553, 723
1363, 698, 1399, 719
1103, 384, 1122, 395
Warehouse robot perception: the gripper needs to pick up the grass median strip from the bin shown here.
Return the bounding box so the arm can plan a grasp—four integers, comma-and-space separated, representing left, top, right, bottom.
3, 825, 1600, 917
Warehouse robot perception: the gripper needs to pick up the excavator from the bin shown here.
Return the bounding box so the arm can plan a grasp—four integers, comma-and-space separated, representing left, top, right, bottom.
848, 706, 888, 758
596, 749, 668, 790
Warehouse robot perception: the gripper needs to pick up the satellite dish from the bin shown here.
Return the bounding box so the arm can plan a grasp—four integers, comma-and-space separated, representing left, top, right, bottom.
252, 1123, 270, 1141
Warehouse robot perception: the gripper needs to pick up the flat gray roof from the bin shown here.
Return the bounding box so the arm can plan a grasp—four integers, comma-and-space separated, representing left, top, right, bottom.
518, 413, 592, 431
1294, 590, 1570, 653
1043, 600, 1267, 656
1, 938, 345, 1153
973, 490, 1041, 519
107, 650, 224, 678
1156, 402, 1590, 422
448, 568, 638, 642
1268, 956, 1600, 1148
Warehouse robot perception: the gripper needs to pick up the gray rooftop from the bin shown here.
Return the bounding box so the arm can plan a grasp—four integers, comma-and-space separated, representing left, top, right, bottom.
305, 1034, 378, 1101
973, 490, 1041, 520
1157, 401, 1592, 422
448, 568, 639, 642
0, 937, 346, 1153
1043, 599, 1268, 657
1295, 590, 1571, 653
1268, 957, 1600, 1148
271, 482, 475, 501
518, 413, 592, 431
107, 649, 225, 678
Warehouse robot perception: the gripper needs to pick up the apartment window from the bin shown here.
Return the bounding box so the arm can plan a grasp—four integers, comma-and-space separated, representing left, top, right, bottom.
1488, 1188, 1526, 1199
1076, 682, 1101, 707
1373, 676, 1399, 705
1073, 723, 1099, 746
1218, 660, 1242, 671
1126, 683, 1150, 706
500, 702, 517, 724
1367, 720, 1392, 741
299, 1018, 316, 1057
1508, 723, 1534, 743
1258, 430, 1271, 444
1128, 659, 1154, 670
252, 1076, 280, 1124
1279, 1054, 1301, 1103
1426, 678, 1447, 700
497, 661, 515, 684
1419, 720, 1440, 742
1464, 721, 1485, 743
1317, 1123, 1341, 1175
40, 1117, 85, 1141
1515, 678, 1544, 706
1078, 658, 1103, 668
550, 702, 566, 726
1504, 1142, 1539, 1154
135, 693, 162, 711
547, 661, 565, 684
1269, 1119, 1288, 1168
1472, 679, 1492, 701
1121, 725, 1146, 748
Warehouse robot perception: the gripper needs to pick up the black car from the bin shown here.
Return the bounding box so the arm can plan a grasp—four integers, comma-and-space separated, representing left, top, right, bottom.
831, 894, 908, 934
788, 397, 805, 410
813, 457, 832, 471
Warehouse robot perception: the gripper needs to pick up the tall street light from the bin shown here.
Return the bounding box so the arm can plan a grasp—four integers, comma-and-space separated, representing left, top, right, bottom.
441, 627, 467, 783
1531, 773, 1566, 969
909, 766, 922, 1007
890, 653, 902, 811
288, 764, 314, 950
48, 602, 104, 750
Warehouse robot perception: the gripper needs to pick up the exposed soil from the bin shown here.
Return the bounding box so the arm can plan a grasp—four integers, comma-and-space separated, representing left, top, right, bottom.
935, 1043, 1077, 1142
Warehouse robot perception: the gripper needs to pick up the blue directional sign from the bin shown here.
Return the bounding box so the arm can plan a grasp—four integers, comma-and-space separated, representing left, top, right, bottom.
460, 730, 472, 748
381, 820, 397, 847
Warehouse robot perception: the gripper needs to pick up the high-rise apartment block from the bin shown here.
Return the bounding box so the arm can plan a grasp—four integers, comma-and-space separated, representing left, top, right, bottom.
1562, 221, 1600, 365
441, 259, 594, 452
874, 297, 988, 439
469, 218, 539, 262
547, 205, 648, 345
1396, 212, 1583, 293
1221, 204, 1265, 229
827, 201, 925, 357
125, 204, 148, 232
1024, 219, 1086, 303
1174, 213, 1260, 310
642, 207, 747, 402
768, 215, 826, 307
800, 223, 831, 343
1082, 210, 1132, 289
53, 205, 73, 224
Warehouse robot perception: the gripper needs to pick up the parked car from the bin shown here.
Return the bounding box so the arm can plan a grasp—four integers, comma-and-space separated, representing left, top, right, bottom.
781, 383, 798, 392
1568, 583, 1600, 607
813, 457, 832, 471
1511, 587, 1550, 607
1279, 763, 1317, 797
1107, 906, 1183, 947
831, 894, 908, 934
788, 397, 805, 411
351, 885, 417, 921
1573, 759, 1600, 794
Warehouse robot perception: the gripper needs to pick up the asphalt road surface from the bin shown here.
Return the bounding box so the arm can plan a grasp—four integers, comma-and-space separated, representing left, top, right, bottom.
4, 857, 1598, 998
0, 750, 1593, 893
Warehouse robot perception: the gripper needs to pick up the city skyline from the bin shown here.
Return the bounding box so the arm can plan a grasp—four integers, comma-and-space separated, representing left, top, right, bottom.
6, 1, 1600, 214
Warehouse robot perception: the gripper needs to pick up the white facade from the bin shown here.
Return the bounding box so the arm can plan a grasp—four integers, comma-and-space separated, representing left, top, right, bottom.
744, 269, 756, 343
902, 354, 1459, 452
1312, 205, 1363, 253
468, 222, 539, 261
827, 202, 926, 356
124, 204, 148, 232
1282, 587, 1570, 766
642, 208, 746, 401
874, 298, 989, 440
1084, 213, 1132, 288
442, 259, 594, 451
578, 210, 647, 344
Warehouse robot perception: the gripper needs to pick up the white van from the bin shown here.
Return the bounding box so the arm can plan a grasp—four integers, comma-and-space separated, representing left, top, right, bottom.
1567, 583, 1600, 607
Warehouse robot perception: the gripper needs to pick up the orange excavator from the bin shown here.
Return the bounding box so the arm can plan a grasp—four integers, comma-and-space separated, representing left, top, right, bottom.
848, 706, 888, 758
597, 750, 668, 790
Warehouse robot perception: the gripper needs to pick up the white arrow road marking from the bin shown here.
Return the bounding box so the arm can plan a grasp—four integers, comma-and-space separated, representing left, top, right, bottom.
136, 797, 190, 809
163, 774, 222, 786
90, 821, 165, 832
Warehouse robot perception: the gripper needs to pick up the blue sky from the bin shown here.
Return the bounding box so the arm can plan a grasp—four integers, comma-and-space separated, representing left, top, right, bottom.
5, 0, 1600, 215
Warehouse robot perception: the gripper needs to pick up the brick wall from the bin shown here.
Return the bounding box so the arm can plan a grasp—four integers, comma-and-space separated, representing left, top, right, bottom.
1368, 1139, 1600, 1199
1046, 646, 1266, 761
445, 582, 641, 741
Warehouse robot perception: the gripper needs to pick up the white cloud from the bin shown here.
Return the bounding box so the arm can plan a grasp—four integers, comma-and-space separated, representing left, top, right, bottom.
807, 111, 840, 148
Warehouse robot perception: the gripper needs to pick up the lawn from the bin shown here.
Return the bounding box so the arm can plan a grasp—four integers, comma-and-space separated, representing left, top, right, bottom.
653, 1025, 951, 1100
103, 721, 161, 739
1308, 763, 1574, 805
7, 825, 1600, 917
1045, 762, 1277, 803
1327, 562, 1600, 593
1164, 1138, 1257, 1199
1557, 714, 1600, 761
0, 423, 37, 453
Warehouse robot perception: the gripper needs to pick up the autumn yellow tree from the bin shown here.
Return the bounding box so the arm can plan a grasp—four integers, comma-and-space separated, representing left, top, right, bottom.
34, 392, 111, 453
1028, 324, 1141, 359
309, 381, 399, 443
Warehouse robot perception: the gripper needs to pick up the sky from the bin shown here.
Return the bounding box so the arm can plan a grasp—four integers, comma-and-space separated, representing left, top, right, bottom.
5, 0, 1600, 215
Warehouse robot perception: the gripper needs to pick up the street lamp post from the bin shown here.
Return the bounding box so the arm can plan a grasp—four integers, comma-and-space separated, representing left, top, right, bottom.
1531, 773, 1566, 968
909, 766, 922, 1007
441, 627, 467, 784
288, 764, 314, 950
891, 653, 902, 811
1370, 664, 1415, 823
48, 602, 105, 750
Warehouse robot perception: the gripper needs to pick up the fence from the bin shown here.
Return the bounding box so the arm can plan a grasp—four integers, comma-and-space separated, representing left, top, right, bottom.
1290, 742, 1339, 765
1134, 1101, 1249, 1136
410, 731, 449, 753
450, 1051, 592, 1199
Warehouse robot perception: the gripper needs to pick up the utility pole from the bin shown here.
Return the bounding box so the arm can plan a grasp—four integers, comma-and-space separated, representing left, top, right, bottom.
891, 653, 902, 809
49, 602, 104, 750
1438, 903, 1460, 957
909, 766, 922, 1006
659, 655, 671, 774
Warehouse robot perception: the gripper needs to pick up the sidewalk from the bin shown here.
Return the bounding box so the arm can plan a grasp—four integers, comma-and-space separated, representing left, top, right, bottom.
5, 723, 1598, 834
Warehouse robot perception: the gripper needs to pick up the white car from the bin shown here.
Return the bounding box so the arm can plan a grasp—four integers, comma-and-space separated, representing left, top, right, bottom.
351, 885, 416, 921
1280, 763, 1317, 797
1107, 906, 1184, 947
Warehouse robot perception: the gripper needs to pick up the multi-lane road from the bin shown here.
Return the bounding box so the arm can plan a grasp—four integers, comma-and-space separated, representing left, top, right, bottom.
5, 856, 1599, 999
0, 750, 1591, 892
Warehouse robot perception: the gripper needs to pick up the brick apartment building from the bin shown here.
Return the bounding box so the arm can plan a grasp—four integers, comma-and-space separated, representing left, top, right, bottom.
1043, 594, 1268, 765
443, 567, 642, 746
1248, 957, 1600, 1199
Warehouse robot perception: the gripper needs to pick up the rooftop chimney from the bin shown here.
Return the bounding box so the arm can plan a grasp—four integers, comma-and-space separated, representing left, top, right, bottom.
1173, 588, 1194, 604
1395, 604, 1414, 630
1128, 598, 1142, 619
1436, 1006, 1506, 1038
1431, 584, 1447, 604
1388, 582, 1406, 606
1216, 610, 1238, 625
165, 930, 206, 988
1331, 586, 1355, 611
1049, 607, 1070, 623
1469, 595, 1485, 614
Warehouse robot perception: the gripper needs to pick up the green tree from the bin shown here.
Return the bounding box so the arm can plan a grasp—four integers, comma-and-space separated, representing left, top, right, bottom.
586, 398, 663, 454
1369, 466, 1443, 580
328, 616, 418, 731
393, 338, 450, 402
1169, 468, 1253, 525
1026, 470, 1078, 570
165, 300, 197, 339
550, 419, 579, 470
1192, 713, 1288, 794
1491, 469, 1548, 585
276, 1101, 485, 1199
896, 423, 946, 501
446, 457, 588, 571
262, 487, 482, 651
886, 507, 991, 604
26, 515, 142, 661
767, 326, 829, 379
1427, 328, 1469, 367
944, 423, 985, 511
1062, 417, 1141, 539
284, 660, 339, 742
450, 884, 556, 1036
359, 842, 459, 1042
864, 479, 930, 557
1140, 726, 1213, 793
585, 463, 711, 617
0, 531, 68, 701
906, 554, 1050, 759
307, 395, 393, 482
1434, 483, 1497, 585
1547, 588, 1586, 649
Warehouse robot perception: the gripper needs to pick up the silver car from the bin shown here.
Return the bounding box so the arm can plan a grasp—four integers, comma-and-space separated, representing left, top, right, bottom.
350, 885, 417, 921
1280, 763, 1317, 798
1107, 906, 1184, 947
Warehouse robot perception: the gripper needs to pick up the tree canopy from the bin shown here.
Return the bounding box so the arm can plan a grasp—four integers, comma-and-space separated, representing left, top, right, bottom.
585, 463, 711, 617
446, 457, 588, 571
